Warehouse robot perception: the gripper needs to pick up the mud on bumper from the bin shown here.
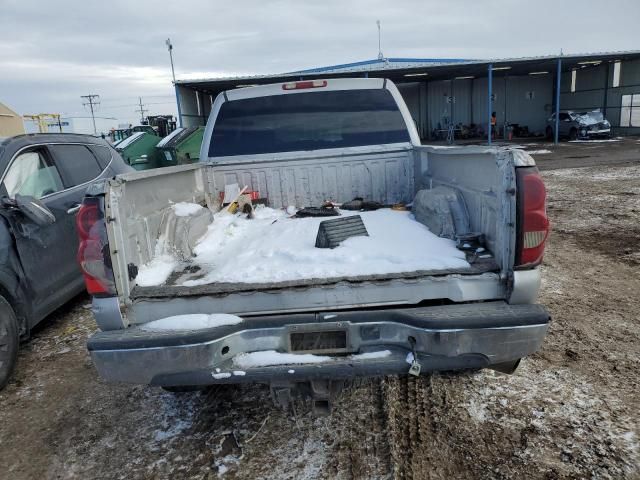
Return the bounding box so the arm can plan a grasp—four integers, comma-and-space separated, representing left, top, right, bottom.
87, 302, 550, 386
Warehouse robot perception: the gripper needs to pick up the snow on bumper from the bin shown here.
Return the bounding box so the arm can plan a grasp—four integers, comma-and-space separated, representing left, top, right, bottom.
87, 302, 550, 386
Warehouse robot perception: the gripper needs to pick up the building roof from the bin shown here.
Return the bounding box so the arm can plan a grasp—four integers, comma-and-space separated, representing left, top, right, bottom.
291, 57, 472, 74
175, 50, 640, 94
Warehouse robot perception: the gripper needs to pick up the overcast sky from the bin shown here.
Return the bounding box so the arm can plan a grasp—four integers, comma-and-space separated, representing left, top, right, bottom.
1, 0, 638, 126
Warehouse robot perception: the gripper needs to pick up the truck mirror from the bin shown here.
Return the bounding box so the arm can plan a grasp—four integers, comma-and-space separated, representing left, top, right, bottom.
14, 194, 56, 226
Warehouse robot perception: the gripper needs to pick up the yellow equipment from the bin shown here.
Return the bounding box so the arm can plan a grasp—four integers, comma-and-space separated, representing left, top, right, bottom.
22, 114, 63, 133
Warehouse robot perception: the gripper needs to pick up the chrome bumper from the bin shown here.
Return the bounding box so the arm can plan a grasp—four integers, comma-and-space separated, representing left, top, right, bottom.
87, 302, 550, 386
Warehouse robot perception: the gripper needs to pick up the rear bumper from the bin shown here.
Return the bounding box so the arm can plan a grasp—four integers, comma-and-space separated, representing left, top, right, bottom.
87, 302, 550, 386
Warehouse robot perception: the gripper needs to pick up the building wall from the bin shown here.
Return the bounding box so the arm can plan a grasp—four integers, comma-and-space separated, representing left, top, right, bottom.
0, 102, 25, 137
401, 74, 552, 139
179, 57, 640, 139
561, 58, 640, 135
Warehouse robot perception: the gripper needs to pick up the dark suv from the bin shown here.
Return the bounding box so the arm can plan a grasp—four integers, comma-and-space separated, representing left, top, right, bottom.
0, 134, 131, 389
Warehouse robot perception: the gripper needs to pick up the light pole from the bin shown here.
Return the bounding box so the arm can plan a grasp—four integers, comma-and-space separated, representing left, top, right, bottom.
166, 38, 182, 127
377, 20, 384, 61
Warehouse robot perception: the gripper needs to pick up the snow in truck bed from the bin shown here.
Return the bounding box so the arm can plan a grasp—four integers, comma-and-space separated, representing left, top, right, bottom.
135, 206, 470, 287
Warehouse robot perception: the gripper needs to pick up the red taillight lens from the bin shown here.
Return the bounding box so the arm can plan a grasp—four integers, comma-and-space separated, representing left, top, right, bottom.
282, 80, 327, 90
76, 197, 116, 296
515, 168, 550, 268
76, 202, 99, 240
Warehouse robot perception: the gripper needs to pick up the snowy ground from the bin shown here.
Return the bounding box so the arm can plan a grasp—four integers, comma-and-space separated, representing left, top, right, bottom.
0, 148, 639, 480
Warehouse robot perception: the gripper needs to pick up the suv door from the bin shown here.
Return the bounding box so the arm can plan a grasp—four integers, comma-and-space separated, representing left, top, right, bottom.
47, 143, 104, 285
0, 146, 84, 321
558, 113, 572, 137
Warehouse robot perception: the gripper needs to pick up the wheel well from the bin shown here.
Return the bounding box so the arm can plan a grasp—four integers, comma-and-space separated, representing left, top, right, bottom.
0, 284, 29, 338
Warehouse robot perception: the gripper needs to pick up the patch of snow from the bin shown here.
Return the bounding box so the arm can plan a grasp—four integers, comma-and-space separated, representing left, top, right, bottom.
172, 202, 203, 217
286, 205, 297, 215
287, 369, 295, 374
465, 398, 488, 423
232, 370, 246, 376
568, 138, 619, 143
526, 149, 552, 155
136, 254, 178, 287
351, 350, 392, 360
141, 313, 242, 331
234, 350, 331, 369
211, 372, 232, 379
182, 207, 469, 286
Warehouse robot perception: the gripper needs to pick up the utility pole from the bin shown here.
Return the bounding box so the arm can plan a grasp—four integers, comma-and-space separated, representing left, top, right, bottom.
80, 94, 100, 134
377, 20, 384, 60
136, 97, 148, 124
166, 38, 182, 127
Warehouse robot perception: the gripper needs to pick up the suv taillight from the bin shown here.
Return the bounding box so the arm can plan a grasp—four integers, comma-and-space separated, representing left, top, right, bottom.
76, 197, 116, 296
515, 167, 550, 269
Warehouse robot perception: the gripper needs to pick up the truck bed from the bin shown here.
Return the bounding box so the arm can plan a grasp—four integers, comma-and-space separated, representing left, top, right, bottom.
104, 145, 517, 322
135, 207, 481, 287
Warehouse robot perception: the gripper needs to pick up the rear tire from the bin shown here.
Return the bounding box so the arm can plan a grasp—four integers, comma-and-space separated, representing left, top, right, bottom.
0, 296, 19, 391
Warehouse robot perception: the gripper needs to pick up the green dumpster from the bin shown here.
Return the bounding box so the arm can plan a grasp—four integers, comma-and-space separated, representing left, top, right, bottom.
114, 132, 163, 170
156, 126, 205, 167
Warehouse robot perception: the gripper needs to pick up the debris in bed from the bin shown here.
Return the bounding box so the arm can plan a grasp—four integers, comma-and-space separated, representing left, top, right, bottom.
295, 204, 339, 218
340, 197, 384, 211
242, 203, 254, 219
315, 215, 369, 249
455, 232, 486, 252
141, 313, 243, 331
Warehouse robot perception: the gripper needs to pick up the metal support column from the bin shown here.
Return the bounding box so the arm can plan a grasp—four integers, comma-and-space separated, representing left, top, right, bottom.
487, 63, 493, 145
554, 58, 562, 145
174, 84, 183, 128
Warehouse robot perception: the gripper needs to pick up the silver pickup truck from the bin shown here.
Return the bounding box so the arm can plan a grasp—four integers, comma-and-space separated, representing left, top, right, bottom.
79, 78, 550, 410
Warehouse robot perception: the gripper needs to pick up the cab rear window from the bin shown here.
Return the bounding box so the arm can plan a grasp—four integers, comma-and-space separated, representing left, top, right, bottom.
208, 89, 410, 157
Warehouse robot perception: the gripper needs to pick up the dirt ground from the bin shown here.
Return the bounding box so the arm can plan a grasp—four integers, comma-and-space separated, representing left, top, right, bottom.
0, 138, 638, 480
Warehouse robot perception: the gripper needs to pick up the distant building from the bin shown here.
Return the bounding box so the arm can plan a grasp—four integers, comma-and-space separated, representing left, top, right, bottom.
0, 102, 25, 137
175, 51, 640, 140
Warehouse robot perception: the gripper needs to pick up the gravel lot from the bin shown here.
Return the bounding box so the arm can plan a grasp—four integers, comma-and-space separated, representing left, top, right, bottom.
1, 138, 638, 480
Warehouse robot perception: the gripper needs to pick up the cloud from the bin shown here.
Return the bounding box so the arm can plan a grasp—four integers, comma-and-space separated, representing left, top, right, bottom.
1, 0, 639, 125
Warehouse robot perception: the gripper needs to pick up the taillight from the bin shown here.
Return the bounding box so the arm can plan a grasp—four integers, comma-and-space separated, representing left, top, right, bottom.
76, 197, 116, 296
282, 80, 327, 90
515, 167, 550, 268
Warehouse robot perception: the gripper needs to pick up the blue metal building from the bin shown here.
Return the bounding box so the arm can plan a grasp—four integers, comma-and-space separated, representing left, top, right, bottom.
175, 52, 640, 143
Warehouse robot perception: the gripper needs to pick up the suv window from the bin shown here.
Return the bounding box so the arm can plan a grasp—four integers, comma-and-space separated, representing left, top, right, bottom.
88, 145, 113, 170
49, 144, 102, 188
208, 89, 411, 157
2, 149, 64, 199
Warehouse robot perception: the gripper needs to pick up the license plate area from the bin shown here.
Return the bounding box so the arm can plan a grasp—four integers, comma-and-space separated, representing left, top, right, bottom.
288, 325, 349, 354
